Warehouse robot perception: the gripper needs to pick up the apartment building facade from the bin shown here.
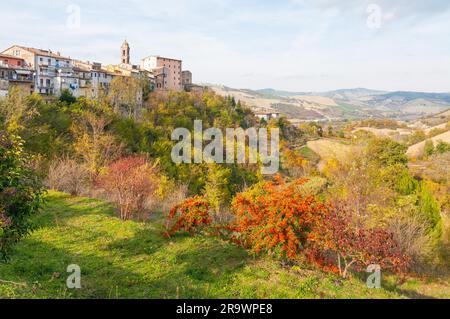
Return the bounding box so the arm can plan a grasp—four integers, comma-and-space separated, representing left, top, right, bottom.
1, 41, 191, 99
1, 45, 75, 96
0, 53, 34, 97
141, 55, 182, 91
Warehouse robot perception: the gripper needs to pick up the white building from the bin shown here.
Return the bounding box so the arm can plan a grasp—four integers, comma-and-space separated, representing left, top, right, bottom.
1, 45, 74, 96
255, 109, 280, 121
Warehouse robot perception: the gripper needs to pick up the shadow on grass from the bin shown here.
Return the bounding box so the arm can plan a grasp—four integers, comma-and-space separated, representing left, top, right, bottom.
0, 192, 252, 298
34, 193, 117, 228
106, 229, 249, 298
1, 239, 147, 298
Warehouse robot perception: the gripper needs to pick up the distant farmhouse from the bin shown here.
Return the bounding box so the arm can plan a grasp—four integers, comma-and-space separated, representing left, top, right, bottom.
0, 40, 193, 98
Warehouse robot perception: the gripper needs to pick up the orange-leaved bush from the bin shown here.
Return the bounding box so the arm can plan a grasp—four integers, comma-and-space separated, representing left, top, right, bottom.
97, 156, 158, 220
230, 176, 328, 260
166, 196, 211, 236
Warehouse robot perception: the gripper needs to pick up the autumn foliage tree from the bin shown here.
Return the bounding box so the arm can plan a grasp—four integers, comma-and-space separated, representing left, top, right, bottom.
310, 208, 410, 278
97, 156, 158, 220
166, 196, 211, 236
230, 176, 328, 260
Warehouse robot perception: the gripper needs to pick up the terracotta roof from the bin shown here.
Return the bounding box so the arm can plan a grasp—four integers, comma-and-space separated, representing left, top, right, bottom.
17, 46, 71, 60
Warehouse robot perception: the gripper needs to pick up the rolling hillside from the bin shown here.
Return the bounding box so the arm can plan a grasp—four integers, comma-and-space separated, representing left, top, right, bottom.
407, 130, 450, 158
208, 85, 450, 122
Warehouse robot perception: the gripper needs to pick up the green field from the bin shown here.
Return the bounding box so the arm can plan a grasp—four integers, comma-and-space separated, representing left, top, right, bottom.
0, 192, 448, 299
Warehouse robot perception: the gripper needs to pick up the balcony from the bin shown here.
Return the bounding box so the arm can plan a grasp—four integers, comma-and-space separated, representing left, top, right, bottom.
9, 76, 33, 83
40, 71, 57, 77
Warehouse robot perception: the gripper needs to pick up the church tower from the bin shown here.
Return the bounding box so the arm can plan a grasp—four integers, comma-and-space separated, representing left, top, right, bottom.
121, 40, 130, 64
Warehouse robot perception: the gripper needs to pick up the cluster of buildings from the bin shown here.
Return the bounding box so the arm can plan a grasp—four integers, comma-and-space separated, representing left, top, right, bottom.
0, 40, 193, 99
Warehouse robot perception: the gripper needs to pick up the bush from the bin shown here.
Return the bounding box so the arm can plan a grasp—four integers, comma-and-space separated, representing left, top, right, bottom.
166, 196, 211, 236
46, 157, 90, 196
387, 209, 435, 271
59, 89, 77, 104
97, 156, 158, 220
231, 176, 328, 260
310, 208, 410, 278
0, 132, 44, 261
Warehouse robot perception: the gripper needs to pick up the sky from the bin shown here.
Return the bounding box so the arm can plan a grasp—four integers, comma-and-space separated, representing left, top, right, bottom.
1, 0, 450, 92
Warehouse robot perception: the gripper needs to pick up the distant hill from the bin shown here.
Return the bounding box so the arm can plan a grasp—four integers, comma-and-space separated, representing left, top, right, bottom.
208, 84, 450, 122
256, 88, 309, 98
320, 88, 387, 100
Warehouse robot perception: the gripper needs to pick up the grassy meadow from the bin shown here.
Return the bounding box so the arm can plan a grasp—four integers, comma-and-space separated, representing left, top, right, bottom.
0, 191, 448, 299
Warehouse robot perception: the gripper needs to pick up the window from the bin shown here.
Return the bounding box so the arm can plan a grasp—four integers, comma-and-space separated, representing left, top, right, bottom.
17, 61, 21, 66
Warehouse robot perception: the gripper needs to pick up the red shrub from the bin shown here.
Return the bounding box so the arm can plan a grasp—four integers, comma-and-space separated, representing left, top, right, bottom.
97, 156, 158, 220
230, 176, 328, 260
166, 196, 211, 236
309, 208, 410, 278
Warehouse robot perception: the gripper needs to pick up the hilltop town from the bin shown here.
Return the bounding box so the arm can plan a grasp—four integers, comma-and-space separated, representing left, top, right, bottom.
0, 40, 193, 99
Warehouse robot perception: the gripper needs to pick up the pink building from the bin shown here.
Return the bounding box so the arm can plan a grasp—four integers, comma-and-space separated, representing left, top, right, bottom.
141, 55, 182, 91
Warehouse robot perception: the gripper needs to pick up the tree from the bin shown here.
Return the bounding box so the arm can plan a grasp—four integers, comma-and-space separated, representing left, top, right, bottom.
108, 76, 143, 119
59, 89, 77, 104
203, 164, 232, 215
435, 141, 450, 154
97, 156, 158, 220
366, 137, 408, 167
417, 181, 442, 242
72, 111, 123, 179
0, 87, 38, 133
0, 132, 44, 261
310, 208, 410, 278
424, 140, 435, 158
407, 130, 426, 146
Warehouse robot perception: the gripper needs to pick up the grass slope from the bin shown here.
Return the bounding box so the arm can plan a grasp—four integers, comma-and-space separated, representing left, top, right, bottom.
0, 192, 448, 299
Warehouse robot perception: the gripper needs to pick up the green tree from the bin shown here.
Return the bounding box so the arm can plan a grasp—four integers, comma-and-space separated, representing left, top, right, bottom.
424, 140, 435, 158
59, 89, 77, 104
0, 132, 44, 261
417, 181, 442, 242
366, 138, 408, 167
435, 141, 450, 154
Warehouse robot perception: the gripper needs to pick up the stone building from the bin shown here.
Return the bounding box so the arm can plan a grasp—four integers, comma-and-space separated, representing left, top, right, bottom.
121, 40, 130, 65
181, 70, 192, 90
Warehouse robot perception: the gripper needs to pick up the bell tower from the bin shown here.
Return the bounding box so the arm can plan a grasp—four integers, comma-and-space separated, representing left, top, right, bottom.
121, 40, 130, 64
